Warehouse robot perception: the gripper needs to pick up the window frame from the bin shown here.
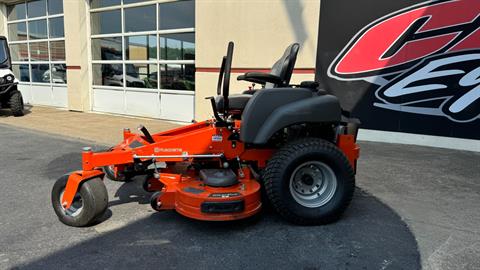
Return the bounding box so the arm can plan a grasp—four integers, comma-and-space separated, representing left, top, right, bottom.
7, 0, 66, 86
90, 0, 195, 94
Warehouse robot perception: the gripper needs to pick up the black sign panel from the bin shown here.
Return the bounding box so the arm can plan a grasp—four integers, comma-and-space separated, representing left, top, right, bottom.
316, 0, 480, 140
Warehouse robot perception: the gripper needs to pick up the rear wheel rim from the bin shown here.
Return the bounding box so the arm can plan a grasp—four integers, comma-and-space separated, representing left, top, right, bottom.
289, 161, 337, 208
59, 190, 84, 217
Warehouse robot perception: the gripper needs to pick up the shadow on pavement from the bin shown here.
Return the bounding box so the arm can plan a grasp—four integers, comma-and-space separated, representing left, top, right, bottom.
13, 188, 421, 270
109, 177, 152, 207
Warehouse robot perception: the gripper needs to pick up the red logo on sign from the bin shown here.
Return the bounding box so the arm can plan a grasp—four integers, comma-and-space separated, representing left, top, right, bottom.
329, 0, 480, 79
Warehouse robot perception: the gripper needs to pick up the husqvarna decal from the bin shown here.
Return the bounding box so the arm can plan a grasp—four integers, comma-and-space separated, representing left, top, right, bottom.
327, 0, 480, 123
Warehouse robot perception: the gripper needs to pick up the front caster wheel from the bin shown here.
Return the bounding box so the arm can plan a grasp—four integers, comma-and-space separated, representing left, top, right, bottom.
51, 175, 109, 227
143, 177, 152, 192
103, 165, 132, 182
150, 191, 163, 211
263, 138, 355, 225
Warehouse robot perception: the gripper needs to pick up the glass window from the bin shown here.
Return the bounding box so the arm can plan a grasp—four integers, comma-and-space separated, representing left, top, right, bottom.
125, 63, 157, 88
8, 23, 27, 41
7, 1, 66, 88
49, 17, 64, 38
90, 0, 121, 9
28, 0, 47, 18
158, 1, 195, 30
160, 33, 195, 60
125, 35, 156, 60
91, 10, 121, 35
160, 64, 195, 91
48, 0, 63, 15
92, 37, 122, 60
31, 63, 50, 83
10, 44, 29, 62
91, 1, 196, 93
92, 63, 123, 87
28, 20, 48, 40
51, 63, 67, 84
29, 42, 49, 61
7, 3, 26, 21
12, 64, 30, 82
50, 41, 65, 61
0, 41, 8, 67
123, 0, 150, 4
124, 5, 156, 32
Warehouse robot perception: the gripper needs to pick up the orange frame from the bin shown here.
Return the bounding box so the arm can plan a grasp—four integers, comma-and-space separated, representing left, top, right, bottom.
61, 120, 359, 210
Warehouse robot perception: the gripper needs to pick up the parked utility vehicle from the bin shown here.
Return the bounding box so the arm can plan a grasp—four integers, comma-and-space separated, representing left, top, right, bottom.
0, 36, 24, 117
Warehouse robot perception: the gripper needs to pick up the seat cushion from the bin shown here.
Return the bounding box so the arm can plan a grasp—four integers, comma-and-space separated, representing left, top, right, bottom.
229, 94, 252, 110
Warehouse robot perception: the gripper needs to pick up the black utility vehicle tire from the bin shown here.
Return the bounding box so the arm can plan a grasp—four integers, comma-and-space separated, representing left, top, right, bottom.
9, 90, 24, 117
51, 175, 109, 227
103, 165, 132, 182
263, 138, 355, 225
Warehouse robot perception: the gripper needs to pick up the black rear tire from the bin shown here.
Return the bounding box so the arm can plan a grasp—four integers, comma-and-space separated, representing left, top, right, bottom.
9, 90, 24, 117
263, 138, 355, 225
51, 175, 109, 227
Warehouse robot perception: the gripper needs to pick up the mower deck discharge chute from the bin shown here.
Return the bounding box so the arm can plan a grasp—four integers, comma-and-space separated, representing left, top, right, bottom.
52, 42, 360, 227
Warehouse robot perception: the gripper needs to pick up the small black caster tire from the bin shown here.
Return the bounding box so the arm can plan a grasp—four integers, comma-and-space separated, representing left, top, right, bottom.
150, 191, 163, 211
51, 175, 109, 227
103, 165, 132, 182
9, 90, 24, 117
143, 178, 151, 192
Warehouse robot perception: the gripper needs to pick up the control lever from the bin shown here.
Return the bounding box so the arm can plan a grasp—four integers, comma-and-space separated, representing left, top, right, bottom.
137, 125, 154, 143
206, 96, 226, 125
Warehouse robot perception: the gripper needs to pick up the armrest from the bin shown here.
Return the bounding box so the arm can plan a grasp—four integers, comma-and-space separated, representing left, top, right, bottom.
237, 72, 282, 85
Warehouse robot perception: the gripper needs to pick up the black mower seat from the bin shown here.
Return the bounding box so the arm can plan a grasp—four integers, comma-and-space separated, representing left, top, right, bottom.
228, 94, 251, 110
237, 43, 299, 88
215, 94, 252, 112
215, 43, 300, 115
199, 169, 238, 187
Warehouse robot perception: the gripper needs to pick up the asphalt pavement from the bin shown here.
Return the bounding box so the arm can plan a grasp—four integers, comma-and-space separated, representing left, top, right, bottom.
0, 123, 479, 270
0, 125, 421, 270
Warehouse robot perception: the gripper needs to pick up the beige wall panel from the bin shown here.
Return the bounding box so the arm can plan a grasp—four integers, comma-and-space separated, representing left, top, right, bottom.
196, 0, 320, 69
195, 0, 320, 119
64, 0, 90, 111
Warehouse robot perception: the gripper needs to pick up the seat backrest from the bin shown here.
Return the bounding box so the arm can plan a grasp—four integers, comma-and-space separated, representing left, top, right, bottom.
266, 43, 300, 88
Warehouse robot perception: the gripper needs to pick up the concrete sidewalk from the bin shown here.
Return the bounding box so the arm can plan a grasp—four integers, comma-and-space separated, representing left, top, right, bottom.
0, 105, 478, 269
0, 106, 180, 145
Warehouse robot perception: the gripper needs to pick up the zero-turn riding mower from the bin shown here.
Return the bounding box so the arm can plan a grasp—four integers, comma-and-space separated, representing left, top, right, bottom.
51, 42, 360, 227
0, 36, 24, 117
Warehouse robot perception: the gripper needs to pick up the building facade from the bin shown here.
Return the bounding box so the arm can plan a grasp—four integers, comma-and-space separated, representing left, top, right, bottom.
0, 0, 320, 122
0, 0, 477, 151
